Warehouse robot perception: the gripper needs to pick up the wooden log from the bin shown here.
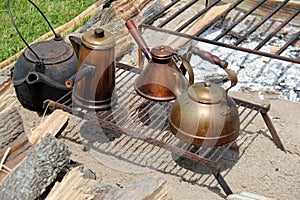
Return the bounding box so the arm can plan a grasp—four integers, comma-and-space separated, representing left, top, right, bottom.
45, 167, 98, 200
0, 84, 18, 115
0, 107, 24, 149
0, 134, 70, 200
163, 4, 232, 49
0, 109, 69, 184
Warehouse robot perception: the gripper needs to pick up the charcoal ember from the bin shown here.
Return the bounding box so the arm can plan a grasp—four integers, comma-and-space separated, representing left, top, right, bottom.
0, 134, 70, 200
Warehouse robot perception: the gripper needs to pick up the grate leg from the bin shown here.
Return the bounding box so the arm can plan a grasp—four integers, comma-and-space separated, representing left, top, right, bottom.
261, 112, 285, 151
210, 168, 233, 196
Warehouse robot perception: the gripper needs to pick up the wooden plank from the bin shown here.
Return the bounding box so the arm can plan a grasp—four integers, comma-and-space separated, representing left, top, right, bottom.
100, 176, 169, 200
28, 109, 70, 145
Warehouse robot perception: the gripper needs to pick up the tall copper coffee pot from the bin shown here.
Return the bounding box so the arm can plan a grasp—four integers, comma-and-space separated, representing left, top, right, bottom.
69, 28, 116, 110
125, 20, 194, 101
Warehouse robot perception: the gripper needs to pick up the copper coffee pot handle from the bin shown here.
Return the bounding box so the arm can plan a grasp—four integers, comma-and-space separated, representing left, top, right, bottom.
185, 45, 237, 92
125, 19, 152, 61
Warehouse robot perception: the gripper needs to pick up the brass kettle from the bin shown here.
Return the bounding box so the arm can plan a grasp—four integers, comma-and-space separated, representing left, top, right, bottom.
69, 28, 116, 110
125, 20, 194, 101
168, 49, 240, 146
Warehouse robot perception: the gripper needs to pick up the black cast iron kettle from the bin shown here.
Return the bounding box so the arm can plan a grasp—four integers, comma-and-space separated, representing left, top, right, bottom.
9, 0, 78, 111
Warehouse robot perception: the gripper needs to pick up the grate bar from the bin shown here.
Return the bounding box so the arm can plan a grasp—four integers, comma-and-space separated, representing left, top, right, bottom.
139, 24, 300, 64
254, 8, 300, 51
234, 0, 290, 46
176, 0, 222, 32
240, 111, 260, 133
276, 30, 300, 55
194, 0, 245, 36
158, 0, 198, 28
143, 0, 180, 25
239, 107, 255, 125
214, 0, 267, 41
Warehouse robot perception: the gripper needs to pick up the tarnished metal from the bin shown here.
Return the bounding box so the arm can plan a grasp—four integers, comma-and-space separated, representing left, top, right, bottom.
69, 28, 116, 110
168, 61, 240, 146
45, 62, 285, 196
126, 20, 194, 101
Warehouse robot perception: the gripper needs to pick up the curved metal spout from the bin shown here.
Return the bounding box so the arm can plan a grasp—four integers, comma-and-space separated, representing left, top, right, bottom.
26, 72, 70, 90
69, 36, 82, 58
65, 64, 96, 88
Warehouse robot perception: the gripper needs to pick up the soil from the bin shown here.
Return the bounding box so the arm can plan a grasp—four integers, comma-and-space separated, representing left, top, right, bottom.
4, 89, 297, 200
1, 0, 300, 199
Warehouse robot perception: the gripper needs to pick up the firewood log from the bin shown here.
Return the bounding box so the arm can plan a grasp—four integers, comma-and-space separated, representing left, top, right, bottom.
0, 134, 70, 200
0, 107, 24, 149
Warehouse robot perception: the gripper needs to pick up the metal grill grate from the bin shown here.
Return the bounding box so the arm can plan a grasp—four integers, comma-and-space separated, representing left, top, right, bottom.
141, 0, 300, 64
45, 63, 284, 196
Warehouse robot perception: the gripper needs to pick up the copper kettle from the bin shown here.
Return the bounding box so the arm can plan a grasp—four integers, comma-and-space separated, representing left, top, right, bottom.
168, 48, 240, 146
125, 20, 194, 101
69, 28, 116, 110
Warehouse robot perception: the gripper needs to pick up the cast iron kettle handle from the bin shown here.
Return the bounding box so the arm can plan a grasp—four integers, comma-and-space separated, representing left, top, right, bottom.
7, 0, 62, 72
185, 46, 237, 93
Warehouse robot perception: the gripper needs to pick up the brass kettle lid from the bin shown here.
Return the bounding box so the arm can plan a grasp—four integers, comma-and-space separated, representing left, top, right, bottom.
188, 82, 224, 104
151, 45, 174, 59
82, 28, 115, 49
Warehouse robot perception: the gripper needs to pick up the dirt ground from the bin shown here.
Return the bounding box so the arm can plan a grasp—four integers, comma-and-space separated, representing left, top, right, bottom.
9, 88, 297, 200
1, 0, 300, 199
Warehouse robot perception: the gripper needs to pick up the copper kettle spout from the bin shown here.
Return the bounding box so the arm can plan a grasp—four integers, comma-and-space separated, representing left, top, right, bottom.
69, 36, 82, 58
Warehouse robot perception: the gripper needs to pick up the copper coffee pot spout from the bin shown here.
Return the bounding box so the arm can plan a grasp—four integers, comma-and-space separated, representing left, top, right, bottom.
125, 19, 152, 61
69, 36, 82, 59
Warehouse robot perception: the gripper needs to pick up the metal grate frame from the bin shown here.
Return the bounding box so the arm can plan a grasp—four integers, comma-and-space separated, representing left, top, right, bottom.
45, 63, 285, 196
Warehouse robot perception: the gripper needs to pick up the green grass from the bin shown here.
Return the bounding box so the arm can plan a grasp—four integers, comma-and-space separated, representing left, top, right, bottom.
0, 0, 97, 64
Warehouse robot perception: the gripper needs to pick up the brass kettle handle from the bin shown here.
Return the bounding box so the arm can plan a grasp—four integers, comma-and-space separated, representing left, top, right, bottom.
224, 68, 238, 93
173, 54, 194, 85
186, 45, 237, 92
186, 46, 228, 69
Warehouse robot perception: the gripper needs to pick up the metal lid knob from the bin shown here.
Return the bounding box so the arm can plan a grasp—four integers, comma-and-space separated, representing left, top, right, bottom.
94, 28, 105, 38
